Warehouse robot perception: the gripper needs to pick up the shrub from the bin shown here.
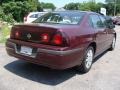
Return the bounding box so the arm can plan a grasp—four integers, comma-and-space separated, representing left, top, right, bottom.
0, 24, 11, 43
0, 7, 15, 24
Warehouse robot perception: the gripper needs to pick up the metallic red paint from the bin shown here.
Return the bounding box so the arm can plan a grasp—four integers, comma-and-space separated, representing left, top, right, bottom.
6, 11, 116, 70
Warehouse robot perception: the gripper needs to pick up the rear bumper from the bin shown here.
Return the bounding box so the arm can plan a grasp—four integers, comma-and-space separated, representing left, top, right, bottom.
6, 39, 84, 69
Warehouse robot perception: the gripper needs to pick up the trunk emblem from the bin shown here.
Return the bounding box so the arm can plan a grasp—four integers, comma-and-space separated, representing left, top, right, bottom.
27, 33, 31, 39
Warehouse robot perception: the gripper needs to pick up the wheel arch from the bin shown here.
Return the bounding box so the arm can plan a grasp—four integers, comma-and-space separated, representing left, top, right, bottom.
88, 42, 97, 54
114, 33, 116, 39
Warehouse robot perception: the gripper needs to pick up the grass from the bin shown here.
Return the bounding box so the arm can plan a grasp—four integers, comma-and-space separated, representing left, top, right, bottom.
0, 24, 11, 43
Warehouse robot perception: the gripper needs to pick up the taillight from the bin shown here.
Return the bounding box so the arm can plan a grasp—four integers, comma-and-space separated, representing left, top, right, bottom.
52, 34, 63, 45
15, 31, 20, 39
41, 33, 49, 43
41, 32, 69, 46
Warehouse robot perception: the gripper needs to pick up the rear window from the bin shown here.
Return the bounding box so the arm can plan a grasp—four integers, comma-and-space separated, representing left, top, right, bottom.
33, 12, 85, 25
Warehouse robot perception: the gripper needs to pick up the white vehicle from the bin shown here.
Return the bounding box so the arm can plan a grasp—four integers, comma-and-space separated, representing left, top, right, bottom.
24, 12, 47, 23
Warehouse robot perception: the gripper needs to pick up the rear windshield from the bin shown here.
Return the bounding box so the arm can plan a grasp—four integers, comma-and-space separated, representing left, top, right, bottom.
33, 12, 85, 25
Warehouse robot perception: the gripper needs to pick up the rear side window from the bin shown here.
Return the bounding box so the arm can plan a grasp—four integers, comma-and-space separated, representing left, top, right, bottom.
99, 15, 106, 28
89, 14, 104, 28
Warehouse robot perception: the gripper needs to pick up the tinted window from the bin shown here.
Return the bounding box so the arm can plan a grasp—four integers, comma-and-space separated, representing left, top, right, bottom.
90, 14, 104, 28
99, 15, 106, 28
105, 16, 114, 28
33, 12, 85, 25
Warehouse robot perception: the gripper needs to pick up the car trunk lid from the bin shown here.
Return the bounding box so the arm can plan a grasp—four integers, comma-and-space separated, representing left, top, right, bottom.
11, 24, 58, 43
10, 24, 69, 47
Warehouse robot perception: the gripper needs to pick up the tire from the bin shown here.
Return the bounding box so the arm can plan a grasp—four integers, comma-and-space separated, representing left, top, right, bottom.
109, 36, 116, 51
76, 46, 94, 73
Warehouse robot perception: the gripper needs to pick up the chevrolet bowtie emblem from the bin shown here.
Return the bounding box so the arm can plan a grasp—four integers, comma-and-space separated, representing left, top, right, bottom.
27, 33, 31, 39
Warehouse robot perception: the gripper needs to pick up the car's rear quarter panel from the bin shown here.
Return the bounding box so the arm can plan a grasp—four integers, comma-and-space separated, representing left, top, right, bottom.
61, 14, 95, 52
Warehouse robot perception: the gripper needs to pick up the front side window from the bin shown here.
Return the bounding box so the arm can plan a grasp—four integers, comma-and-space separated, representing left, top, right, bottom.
33, 12, 85, 25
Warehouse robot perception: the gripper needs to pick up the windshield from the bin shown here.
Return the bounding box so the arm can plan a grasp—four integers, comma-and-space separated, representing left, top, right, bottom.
33, 12, 85, 25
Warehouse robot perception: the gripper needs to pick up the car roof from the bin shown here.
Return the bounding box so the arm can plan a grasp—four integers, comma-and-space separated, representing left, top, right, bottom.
52, 10, 98, 15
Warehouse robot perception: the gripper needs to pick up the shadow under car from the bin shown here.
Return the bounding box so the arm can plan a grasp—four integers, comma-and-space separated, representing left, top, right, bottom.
4, 50, 108, 85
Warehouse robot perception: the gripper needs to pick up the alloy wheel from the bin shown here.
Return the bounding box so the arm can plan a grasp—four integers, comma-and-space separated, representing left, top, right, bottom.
85, 49, 93, 69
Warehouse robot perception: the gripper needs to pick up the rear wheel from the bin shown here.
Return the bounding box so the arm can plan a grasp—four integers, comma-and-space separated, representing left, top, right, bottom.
77, 46, 94, 73
109, 37, 116, 51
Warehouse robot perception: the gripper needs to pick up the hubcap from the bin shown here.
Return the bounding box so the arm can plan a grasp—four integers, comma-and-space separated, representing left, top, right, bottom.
112, 38, 116, 49
85, 49, 93, 69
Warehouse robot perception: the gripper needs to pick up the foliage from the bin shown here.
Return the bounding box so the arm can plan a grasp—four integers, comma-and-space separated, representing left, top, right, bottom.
0, 7, 15, 24
0, 0, 42, 22
64, 3, 80, 10
64, 1, 102, 12
64, 1, 120, 15
40, 2, 56, 10
37, 3, 43, 11
1, 0, 120, 23
80, 1, 100, 12
104, 3, 114, 15
105, 0, 120, 3
104, 3, 120, 15
0, 24, 10, 43
0, 0, 56, 22
105, 0, 120, 15
1, 1, 39, 22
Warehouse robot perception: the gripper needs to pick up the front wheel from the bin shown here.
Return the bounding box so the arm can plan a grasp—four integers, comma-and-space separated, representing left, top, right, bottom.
77, 46, 94, 73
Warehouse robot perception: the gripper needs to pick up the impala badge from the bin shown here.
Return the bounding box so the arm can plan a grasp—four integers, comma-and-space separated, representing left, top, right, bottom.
27, 33, 31, 39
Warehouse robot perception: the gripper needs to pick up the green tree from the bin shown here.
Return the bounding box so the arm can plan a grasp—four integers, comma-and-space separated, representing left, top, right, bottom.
104, 3, 114, 15
2, 1, 36, 22
79, 1, 101, 12
0, 0, 56, 22
105, 0, 120, 3
105, 0, 120, 15
37, 3, 43, 11
40, 2, 56, 10
64, 1, 102, 12
0, 6, 15, 23
64, 3, 80, 10
1, 0, 43, 22
116, 4, 120, 15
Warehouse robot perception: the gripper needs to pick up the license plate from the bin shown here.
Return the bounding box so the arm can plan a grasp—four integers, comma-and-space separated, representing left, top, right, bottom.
20, 46, 32, 55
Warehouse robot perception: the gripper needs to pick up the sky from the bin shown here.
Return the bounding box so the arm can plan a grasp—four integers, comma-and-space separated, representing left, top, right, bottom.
39, 0, 105, 8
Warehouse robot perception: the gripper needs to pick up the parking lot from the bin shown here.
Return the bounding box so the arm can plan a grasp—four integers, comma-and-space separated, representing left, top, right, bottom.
0, 26, 120, 90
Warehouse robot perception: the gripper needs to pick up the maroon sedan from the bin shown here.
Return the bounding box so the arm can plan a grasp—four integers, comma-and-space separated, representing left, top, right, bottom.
6, 11, 116, 73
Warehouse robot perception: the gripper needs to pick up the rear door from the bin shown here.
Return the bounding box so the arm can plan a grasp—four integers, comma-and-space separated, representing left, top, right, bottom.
99, 15, 114, 47
89, 14, 108, 54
